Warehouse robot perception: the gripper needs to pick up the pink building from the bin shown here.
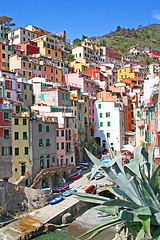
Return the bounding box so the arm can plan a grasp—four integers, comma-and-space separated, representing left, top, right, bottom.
63, 72, 95, 94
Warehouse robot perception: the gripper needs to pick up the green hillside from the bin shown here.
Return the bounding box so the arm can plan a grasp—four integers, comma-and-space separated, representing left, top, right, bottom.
91, 24, 160, 52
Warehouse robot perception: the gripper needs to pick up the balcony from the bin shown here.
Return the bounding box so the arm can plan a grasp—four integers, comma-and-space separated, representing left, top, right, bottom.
66, 148, 74, 154
39, 143, 43, 147
0, 104, 12, 110
4, 135, 10, 138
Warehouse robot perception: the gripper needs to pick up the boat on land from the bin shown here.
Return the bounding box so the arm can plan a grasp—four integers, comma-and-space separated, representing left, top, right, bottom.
85, 185, 95, 193
95, 172, 105, 180
69, 170, 81, 181
49, 195, 63, 205
52, 184, 69, 193
62, 190, 72, 197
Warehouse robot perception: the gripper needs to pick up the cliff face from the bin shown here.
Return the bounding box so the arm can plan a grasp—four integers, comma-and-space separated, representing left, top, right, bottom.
75, 141, 102, 164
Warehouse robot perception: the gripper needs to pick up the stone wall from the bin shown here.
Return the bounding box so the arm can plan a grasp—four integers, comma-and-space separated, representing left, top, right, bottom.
0, 181, 54, 217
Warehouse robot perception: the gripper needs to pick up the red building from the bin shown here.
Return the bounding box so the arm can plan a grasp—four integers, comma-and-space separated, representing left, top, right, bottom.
87, 67, 104, 81
20, 41, 39, 55
0, 98, 13, 179
149, 51, 160, 60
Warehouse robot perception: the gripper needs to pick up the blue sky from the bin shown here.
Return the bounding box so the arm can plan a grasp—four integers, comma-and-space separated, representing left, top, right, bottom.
1, 0, 160, 41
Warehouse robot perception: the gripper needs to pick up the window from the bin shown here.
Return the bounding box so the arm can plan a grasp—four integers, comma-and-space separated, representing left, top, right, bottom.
34, 65, 36, 70
98, 104, 101, 109
61, 142, 64, 149
23, 37, 25, 42
107, 133, 110, 138
3, 112, 9, 121
23, 62, 25, 67
23, 132, 27, 139
39, 139, 43, 146
23, 30, 25, 34
62, 92, 64, 100
30, 85, 32, 91
66, 93, 68, 101
100, 113, 102, 118
24, 84, 26, 90
14, 118, 19, 125
46, 126, 49, 132
47, 159, 50, 168
48, 50, 50, 54
57, 143, 59, 150
25, 94, 27, 100
79, 104, 81, 110
71, 157, 73, 162
51, 68, 53, 73
1, 146, 12, 156
4, 129, 9, 138
61, 130, 64, 136
24, 147, 28, 155
39, 124, 42, 132
16, 106, 20, 113
100, 122, 103, 127
15, 132, 19, 140
29, 72, 31, 77
107, 122, 111, 126
45, 138, 50, 146
44, 66, 46, 71
2, 45, 5, 50
106, 112, 110, 117
29, 63, 31, 68
15, 148, 19, 156
57, 130, 59, 137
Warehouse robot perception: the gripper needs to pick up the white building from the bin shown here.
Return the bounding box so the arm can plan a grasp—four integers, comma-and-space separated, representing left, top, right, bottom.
8, 27, 41, 45
94, 100, 125, 152
143, 75, 159, 104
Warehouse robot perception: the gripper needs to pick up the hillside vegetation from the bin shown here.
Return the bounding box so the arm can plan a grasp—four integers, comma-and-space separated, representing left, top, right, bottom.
91, 24, 160, 52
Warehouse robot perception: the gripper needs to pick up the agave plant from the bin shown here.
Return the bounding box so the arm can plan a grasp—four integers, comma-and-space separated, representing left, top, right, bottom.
74, 139, 160, 240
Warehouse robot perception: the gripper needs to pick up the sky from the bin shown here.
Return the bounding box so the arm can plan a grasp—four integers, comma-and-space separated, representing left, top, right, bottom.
1, 0, 160, 41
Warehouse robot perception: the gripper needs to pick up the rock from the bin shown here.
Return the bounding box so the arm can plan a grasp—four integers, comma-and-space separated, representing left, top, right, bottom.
62, 213, 72, 224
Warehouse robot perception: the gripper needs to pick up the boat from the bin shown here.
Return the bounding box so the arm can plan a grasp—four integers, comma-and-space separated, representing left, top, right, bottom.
85, 185, 95, 193
49, 195, 63, 205
68, 187, 77, 192
69, 171, 81, 181
62, 190, 72, 197
95, 172, 105, 180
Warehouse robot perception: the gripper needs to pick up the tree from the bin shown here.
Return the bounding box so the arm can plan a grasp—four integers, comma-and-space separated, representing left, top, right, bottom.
101, 39, 106, 46
75, 139, 160, 239
116, 26, 122, 31
0, 16, 15, 38
82, 35, 87, 41
73, 38, 81, 47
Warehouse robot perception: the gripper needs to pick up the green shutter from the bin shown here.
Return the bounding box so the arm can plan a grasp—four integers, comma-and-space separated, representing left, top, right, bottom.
1, 147, 4, 156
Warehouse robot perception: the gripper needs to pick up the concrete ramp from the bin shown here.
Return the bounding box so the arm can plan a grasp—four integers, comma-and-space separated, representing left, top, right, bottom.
0, 196, 79, 240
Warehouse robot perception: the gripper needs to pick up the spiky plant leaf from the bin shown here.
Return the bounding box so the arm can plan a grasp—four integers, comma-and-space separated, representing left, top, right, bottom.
140, 216, 151, 239
103, 199, 140, 209
135, 228, 145, 240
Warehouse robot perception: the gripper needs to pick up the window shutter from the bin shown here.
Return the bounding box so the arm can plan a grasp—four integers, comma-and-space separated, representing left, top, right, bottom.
9, 146, 12, 155
1, 147, 4, 156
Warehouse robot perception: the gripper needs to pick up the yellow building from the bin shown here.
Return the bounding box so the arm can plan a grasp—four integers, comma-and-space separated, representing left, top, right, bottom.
33, 35, 62, 60
70, 57, 88, 74
12, 104, 31, 184
0, 40, 12, 71
118, 64, 144, 82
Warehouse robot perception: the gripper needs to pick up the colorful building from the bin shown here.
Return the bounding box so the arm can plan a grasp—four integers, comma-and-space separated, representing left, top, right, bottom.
0, 98, 13, 180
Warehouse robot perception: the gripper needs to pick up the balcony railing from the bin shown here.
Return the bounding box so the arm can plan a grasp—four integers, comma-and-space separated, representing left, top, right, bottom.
0, 104, 12, 110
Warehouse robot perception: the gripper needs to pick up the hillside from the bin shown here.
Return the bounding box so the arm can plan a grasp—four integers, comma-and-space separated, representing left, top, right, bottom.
91, 24, 160, 52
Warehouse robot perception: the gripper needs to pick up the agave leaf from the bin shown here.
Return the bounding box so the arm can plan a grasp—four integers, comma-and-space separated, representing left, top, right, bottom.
139, 167, 160, 209
106, 138, 115, 159
79, 216, 120, 238
106, 186, 131, 201
124, 166, 148, 206
86, 221, 123, 240
106, 154, 125, 174
74, 192, 110, 204
103, 166, 142, 206
141, 147, 148, 162
148, 138, 156, 179
135, 228, 145, 240
149, 164, 160, 191
152, 226, 160, 239
103, 199, 140, 209
119, 210, 139, 222
88, 165, 103, 181
134, 146, 143, 166
154, 212, 160, 224
85, 148, 105, 167
96, 206, 118, 216
131, 206, 151, 216
125, 161, 141, 178
139, 216, 151, 239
